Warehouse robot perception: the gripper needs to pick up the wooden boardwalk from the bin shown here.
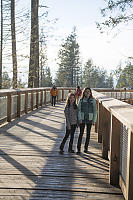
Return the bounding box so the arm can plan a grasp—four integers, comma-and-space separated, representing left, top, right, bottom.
0, 103, 124, 200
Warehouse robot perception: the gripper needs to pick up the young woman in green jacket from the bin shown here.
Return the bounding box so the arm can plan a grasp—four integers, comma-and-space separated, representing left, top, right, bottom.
77, 87, 97, 154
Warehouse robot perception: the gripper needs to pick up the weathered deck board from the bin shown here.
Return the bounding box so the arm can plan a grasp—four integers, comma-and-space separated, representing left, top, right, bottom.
0, 103, 124, 199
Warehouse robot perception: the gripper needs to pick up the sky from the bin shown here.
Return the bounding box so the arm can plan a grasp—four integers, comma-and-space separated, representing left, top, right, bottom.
42, 0, 133, 78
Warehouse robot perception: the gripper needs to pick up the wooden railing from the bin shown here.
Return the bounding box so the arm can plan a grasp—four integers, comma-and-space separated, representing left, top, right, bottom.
0, 87, 75, 125
95, 88, 133, 104
93, 90, 133, 200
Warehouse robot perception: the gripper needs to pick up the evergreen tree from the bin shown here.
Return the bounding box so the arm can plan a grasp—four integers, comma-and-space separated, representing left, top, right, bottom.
39, 28, 48, 87
2, 72, 11, 89
55, 27, 81, 87
82, 58, 114, 88
116, 62, 133, 88
17, 78, 26, 88
41, 66, 52, 87
82, 59, 98, 88
105, 72, 114, 88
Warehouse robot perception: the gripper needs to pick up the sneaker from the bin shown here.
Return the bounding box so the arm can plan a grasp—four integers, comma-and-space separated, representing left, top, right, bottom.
59, 149, 64, 154
76, 151, 81, 155
68, 149, 75, 153
84, 149, 88, 153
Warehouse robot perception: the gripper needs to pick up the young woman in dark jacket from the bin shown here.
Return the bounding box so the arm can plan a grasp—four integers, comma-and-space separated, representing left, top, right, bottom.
59, 93, 78, 154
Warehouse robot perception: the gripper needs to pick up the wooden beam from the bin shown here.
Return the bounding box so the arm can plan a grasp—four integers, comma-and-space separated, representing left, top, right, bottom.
36, 91, 39, 109
7, 94, 11, 122
110, 115, 120, 185
17, 91, 21, 117
98, 102, 102, 143
25, 91, 28, 114
31, 91, 33, 111
102, 107, 111, 159
126, 130, 133, 200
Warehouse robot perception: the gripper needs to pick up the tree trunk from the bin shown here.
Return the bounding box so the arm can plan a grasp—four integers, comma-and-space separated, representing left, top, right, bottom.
28, 0, 39, 88
0, 0, 3, 89
11, 0, 17, 89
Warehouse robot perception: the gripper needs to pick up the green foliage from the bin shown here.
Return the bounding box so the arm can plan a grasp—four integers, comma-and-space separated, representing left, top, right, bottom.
116, 62, 133, 88
55, 27, 81, 87
2, 72, 11, 89
82, 59, 114, 88
17, 78, 27, 88
41, 66, 52, 87
97, 0, 133, 31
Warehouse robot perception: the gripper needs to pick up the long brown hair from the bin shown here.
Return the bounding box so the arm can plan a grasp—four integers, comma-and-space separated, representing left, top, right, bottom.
65, 93, 77, 109
80, 87, 92, 99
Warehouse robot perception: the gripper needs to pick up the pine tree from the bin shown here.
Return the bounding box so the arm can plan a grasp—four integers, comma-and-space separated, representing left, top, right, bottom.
116, 62, 133, 88
2, 71, 11, 88
105, 72, 114, 88
82, 59, 99, 88
41, 66, 52, 87
82, 58, 114, 88
55, 27, 81, 87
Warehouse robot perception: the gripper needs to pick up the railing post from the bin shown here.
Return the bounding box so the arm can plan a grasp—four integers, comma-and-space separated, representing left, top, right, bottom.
31, 91, 33, 111
62, 89, 64, 102
25, 91, 28, 114
7, 93, 11, 122
126, 130, 133, 200
17, 91, 21, 117
95, 100, 98, 133
40, 90, 43, 106
98, 102, 102, 143
57, 90, 59, 102
116, 91, 117, 99
110, 115, 121, 185
36, 90, 39, 109
102, 107, 111, 159
44, 90, 46, 105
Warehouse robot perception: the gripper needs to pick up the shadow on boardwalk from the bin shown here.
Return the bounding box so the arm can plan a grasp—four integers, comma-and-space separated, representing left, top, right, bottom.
0, 103, 124, 200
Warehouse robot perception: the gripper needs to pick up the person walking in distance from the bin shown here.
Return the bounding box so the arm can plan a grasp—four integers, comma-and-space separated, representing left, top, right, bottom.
50, 84, 58, 106
75, 86, 82, 104
59, 93, 78, 154
77, 87, 97, 154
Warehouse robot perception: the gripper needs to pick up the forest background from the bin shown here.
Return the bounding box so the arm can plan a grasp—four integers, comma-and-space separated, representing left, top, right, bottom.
0, 0, 133, 89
